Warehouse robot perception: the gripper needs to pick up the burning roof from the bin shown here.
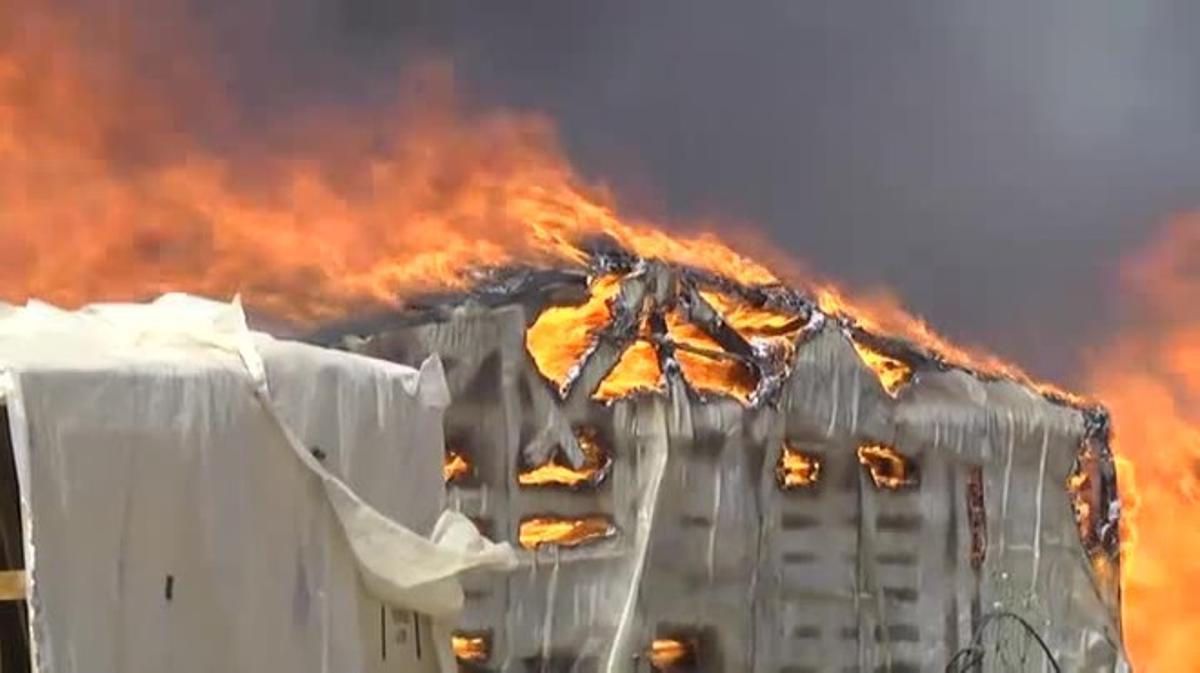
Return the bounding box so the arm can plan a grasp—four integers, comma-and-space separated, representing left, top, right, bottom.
332, 249, 1126, 670
386, 239, 1101, 420
326, 237, 1124, 620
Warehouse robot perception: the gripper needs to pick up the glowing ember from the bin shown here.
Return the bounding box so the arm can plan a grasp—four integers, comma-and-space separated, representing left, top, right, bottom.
443, 450, 472, 484
451, 632, 490, 663
648, 638, 694, 670
517, 516, 615, 550
776, 444, 821, 489
857, 444, 918, 489
849, 340, 913, 396
526, 275, 622, 393
518, 428, 610, 488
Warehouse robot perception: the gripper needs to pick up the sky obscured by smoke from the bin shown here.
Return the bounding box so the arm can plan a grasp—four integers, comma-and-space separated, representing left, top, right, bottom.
70, 0, 1200, 383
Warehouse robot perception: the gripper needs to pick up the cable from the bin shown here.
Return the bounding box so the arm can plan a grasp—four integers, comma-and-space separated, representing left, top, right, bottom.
945, 610, 1062, 673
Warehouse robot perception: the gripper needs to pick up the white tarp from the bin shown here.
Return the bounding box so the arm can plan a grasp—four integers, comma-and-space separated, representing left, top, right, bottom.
0, 294, 517, 673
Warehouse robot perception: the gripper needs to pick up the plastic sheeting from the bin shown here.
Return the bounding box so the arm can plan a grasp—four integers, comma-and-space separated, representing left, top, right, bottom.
343, 301, 1131, 673
0, 294, 517, 673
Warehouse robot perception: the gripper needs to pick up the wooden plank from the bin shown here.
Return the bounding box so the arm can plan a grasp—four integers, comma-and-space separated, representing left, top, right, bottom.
0, 570, 26, 601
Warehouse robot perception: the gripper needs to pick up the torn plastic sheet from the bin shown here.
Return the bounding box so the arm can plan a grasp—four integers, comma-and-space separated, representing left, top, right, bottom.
0, 294, 517, 673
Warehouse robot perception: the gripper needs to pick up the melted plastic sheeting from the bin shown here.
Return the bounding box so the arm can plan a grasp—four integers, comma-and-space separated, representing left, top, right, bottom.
0, 295, 517, 673
343, 303, 1130, 673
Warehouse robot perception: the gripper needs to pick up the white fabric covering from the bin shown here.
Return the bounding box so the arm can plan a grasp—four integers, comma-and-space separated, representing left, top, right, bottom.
0, 294, 517, 673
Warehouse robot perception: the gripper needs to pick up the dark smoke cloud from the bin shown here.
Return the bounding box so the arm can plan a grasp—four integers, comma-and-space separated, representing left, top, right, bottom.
73, 0, 1200, 383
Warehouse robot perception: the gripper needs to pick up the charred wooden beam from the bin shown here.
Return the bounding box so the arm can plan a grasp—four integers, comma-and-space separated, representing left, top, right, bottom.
645, 311, 683, 383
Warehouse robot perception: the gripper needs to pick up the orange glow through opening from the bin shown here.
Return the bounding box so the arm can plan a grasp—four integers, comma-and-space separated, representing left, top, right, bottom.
443, 450, 472, 484
776, 444, 821, 489
518, 428, 610, 488
857, 444, 918, 490
451, 632, 490, 663
517, 516, 615, 550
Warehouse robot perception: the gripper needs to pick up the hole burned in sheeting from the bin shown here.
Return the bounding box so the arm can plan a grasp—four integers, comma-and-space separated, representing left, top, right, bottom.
451, 630, 491, 664
443, 449, 473, 484
517, 426, 611, 489
857, 444, 919, 490
517, 515, 615, 550
776, 443, 821, 490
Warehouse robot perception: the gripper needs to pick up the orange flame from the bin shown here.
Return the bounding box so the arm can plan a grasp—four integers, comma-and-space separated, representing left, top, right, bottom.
517, 515, 615, 550
526, 280, 800, 403
857, 444, 918, 490
0, 4, 782, 323
518, 428, 610, 488
697, 290, 803, 340
648, 638, 694, 670
776, 444, 821, 489
443, 450, 472, 484
525, 275, 623, 393
673, 291, 801, 401
663, 308, 757, 402
849, 340, 913, 396
451, 632, 490, 663
1087, 213, 1200, 670
594, 338, 664, 401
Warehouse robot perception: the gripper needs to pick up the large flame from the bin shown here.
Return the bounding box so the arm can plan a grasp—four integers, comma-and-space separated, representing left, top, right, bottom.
1088, 213, 1200, 670
0, 3, 784, 323
0, 0, 1060, 396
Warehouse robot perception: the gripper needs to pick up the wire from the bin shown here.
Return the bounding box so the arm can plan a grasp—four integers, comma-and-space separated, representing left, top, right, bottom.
945, 610, 1062, 673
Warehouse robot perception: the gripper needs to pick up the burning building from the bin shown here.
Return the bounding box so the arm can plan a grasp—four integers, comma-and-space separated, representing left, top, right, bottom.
0, 5, 1139, 665
317, 244, 1128, 672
